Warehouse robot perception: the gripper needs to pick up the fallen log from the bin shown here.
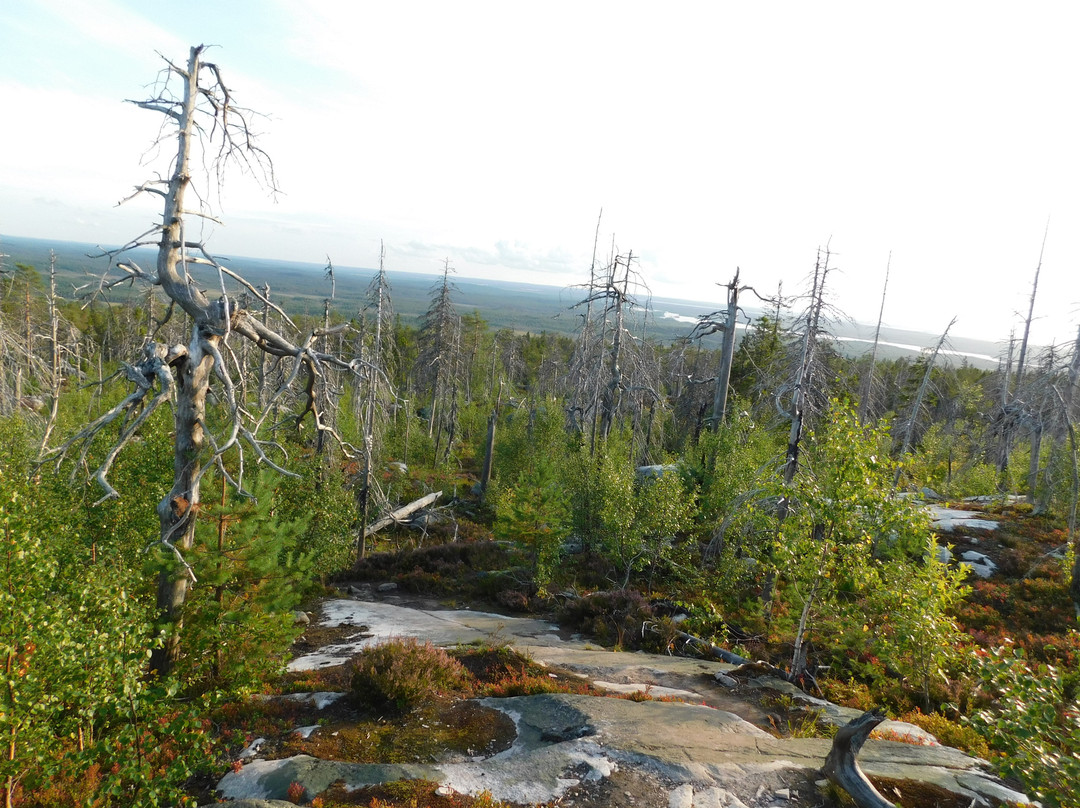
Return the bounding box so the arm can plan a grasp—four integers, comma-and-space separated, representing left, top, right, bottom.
666, 627, 802, 685
364, 491, 443, 537
823, 710, 896, 808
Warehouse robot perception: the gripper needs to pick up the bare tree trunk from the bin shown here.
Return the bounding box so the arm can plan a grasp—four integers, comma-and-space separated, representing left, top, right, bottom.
257, 284, 271, 409
998, 332, 1015, 491
568, 209, 603, 436
364, 491, 442, 536
1050, 385, 1080, 616
599, 252, 632, 441
763, 250, 830, 612
22, 279, 32, 381
1028, 423, 1043, 506
858, 253, 890, 424
709, 269, 740, 429
151, 326, 217, 675
893, 317, 955, 489
479, 410, 497, 498
39, 252, 62, 454
1014, 218, 1049, 389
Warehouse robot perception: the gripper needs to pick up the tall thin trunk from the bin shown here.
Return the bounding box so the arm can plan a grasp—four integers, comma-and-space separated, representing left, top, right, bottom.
257, 284, 271, 409
1015, 218, 1049, 389
1028, 424, 1043, 506
358, 244, 389, 562
599, 252, 631, 441
998, 332, 1016, 492
894, 317, 955, 489
709, 269, 741, 429
40, 252, 62, 454
766, 250, 829, 611
22, 280, 32, 380
858, 253, 890, 424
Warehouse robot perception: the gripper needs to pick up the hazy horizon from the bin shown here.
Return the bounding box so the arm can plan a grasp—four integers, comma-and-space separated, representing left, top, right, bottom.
2, 2, 1079, 349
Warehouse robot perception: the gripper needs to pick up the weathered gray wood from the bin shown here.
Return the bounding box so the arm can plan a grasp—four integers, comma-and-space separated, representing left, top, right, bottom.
893, 317, 955, 490
364, 491, 442, 537
823, 710, 896, 808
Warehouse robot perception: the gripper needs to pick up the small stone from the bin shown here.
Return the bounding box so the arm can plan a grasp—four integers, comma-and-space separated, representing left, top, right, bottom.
292, 610, 310, 626
376, 582, 398, 593
435, 785, 454, 797
714, 672, 738, 688
774, 788, 791, 799
727, 796, 749, 808
236, 737, 265, 758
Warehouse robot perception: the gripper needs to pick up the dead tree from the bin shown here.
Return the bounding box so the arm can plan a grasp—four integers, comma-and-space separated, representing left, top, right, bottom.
38, 252, 63, 453
892, 317, 955, 489
44, 46, 369, 677
823, 710, 897, 808
570, 249, 649, 448
599, 250, 633, 442
416, 259, 463, 463
565, 210, 605, 436
780, 247, 834, 491
1015, 219, 1049, 389
857, 253, 890, 424
762, 247, 834, 610
687, 269, 774, 430
355, 243, 397, 560
999, 224, 1048, 494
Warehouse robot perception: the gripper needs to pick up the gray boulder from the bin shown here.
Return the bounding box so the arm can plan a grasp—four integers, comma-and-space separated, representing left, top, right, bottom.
959, 551, 997, 579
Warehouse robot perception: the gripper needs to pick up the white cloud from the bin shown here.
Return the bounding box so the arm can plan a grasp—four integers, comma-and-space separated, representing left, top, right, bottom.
3, 0, 1080, 345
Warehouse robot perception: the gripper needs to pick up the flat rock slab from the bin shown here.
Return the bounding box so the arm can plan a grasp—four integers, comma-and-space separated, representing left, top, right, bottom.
290, 599, 761, 719
218, 693, 1026, 807
289, 599, 568, 671
928, 507, 1000, 532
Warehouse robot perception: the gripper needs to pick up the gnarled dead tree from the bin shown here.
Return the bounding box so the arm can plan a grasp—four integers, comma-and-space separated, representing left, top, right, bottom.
43, 45, 371, 676
823, 710, 896, 808
687, 268, 774, 430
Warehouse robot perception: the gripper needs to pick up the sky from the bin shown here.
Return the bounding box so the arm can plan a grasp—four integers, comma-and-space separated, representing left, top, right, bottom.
1, 0, 1079, 348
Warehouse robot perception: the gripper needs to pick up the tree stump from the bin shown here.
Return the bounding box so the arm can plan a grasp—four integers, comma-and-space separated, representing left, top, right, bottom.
823, 709, 896, 808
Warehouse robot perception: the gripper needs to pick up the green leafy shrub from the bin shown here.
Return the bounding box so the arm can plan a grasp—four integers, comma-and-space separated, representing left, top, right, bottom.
897, 709, 989, 758
275, 463, 356, 580
966, 642, 1080, 807
566, 435, 696, 589
351, 639, 469, 713
492, 454, 570, 590
177, 472, 313, 694
869, 535, 971, 709
0, 421, 216, 807
819, 678, 876, 712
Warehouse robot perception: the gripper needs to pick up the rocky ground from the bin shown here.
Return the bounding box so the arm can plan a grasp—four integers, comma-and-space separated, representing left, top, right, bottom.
205, 585, 1034, 808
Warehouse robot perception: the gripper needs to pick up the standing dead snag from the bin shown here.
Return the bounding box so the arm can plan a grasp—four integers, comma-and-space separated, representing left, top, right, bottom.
43, 45, 367, 677
687, 268, 774, 430
892, 317, 956, 490
857, 253, 891, 425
